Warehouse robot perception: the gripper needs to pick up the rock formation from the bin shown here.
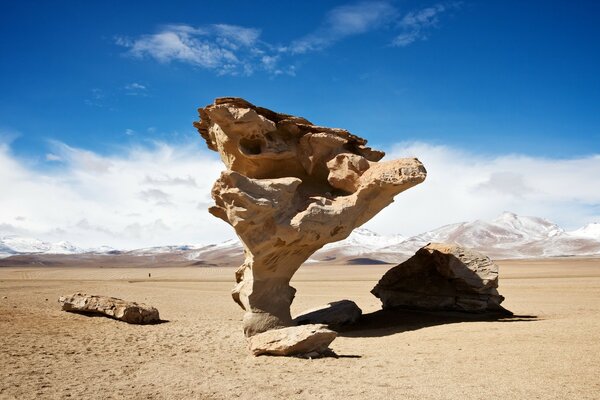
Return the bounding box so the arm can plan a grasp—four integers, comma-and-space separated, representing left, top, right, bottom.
59, 293, 160, 324
294, 300, 362, 328
194, 97, 426, 336
248, 324, 337, 356
371, 243, 509, 313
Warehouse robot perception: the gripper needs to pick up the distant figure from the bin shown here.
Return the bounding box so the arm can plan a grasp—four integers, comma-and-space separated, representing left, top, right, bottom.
148, 273, 151, 278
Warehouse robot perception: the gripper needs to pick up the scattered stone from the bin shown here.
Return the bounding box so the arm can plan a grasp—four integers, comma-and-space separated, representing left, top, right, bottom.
58, 293, 160, 324
371, 243, 510, 314
195, 97, 426, 336
248, 324, 337, 356
294, 300, 362, 328
2, 296, 7, 299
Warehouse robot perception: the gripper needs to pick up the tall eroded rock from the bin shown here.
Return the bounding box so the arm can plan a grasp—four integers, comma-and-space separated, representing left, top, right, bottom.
194, 98, 426, 336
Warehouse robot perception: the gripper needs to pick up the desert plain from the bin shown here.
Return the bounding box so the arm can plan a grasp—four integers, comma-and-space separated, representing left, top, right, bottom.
1, 257, 599, 400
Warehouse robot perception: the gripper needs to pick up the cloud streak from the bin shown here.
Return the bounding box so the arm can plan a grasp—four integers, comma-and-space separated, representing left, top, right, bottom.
289, 1, 397, 54
116, 2, 459, 75
117, 24, 269, 76
392, 3, 459, 47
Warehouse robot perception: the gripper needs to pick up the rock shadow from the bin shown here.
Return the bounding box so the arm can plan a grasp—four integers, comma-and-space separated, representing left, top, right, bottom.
65, 311, 169, 325
293, 349, 362, 359
338, 308, 539, 338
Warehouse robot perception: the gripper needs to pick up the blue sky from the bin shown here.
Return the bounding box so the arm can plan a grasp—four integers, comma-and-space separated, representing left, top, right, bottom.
1, 1, 599, 248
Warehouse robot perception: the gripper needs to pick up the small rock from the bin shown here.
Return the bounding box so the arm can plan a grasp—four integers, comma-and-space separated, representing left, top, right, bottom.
248, 324, 337, 356
2, 296, 7, 299
294, 300, 362, 328
58, 293, 160, 324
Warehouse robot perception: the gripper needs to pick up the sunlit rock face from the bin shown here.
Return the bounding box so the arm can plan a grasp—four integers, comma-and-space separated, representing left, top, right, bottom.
194, 97, 427, 336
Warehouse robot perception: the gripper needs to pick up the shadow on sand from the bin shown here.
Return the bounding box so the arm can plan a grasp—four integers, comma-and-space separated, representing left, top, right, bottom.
338, 308, 539, 338
65, 311, 169, 325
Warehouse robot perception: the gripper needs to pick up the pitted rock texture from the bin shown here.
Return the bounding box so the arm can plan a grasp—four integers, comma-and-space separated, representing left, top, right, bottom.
194, 97, 426, 336
59, 293, 160, 324
371, 243, 509, 313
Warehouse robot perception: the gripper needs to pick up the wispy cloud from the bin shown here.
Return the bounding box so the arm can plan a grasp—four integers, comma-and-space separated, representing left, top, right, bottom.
45, 153, 62, 162
117, 24, 269, 76
143, 174, 198, 187
124, 82, 147, 96
125, 82, 146, 90
289, 1, 397, 54
138, 188, 172, 206
84, 88, 106, 107
393, 3, 459, 47
116, 2, 459, 76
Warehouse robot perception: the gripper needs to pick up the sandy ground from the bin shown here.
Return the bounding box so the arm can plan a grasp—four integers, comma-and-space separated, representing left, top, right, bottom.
1, 258, 599, 400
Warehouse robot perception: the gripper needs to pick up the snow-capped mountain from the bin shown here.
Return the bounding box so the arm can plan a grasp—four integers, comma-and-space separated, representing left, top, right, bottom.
0, 235, 85, 258
569, 223, 600, 240
184, 239, 243, 261
382, 212, 600, 259
312, 228, 406, 261
1, 212, 599, 263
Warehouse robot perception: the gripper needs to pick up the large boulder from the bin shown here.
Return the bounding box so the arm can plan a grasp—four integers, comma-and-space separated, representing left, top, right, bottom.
59, 293, 160, 324
294, 300, 362, 328
371, 243, 509, 314
248, 324, 337, 356
194, 98, 426, 336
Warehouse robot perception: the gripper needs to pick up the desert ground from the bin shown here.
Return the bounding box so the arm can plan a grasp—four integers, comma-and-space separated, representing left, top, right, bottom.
1, 258, 599, 400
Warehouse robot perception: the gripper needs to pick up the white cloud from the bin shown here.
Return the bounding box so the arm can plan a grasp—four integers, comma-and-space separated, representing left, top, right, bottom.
117, 24, 268, 76
45, 153, 62, 162
0, 140, 233, 249
392, 3, 458, 47
289, 1, 397, 54
124, 82, 148, 96
362, 142, 600, 236
115, 2, 459, 76
125, 82, 146, 91
1, 139, 598, 249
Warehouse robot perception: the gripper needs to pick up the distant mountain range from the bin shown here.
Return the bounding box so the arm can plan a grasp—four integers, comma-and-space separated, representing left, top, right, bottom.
1, 212, 599, 266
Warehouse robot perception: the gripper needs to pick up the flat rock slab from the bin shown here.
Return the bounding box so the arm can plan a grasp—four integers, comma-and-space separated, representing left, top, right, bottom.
294, 300, 362, 328
59, 293, 160, 324
248, 324, 337, 356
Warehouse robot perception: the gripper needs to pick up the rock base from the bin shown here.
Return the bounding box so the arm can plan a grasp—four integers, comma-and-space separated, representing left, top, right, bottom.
248, 324, 337, 356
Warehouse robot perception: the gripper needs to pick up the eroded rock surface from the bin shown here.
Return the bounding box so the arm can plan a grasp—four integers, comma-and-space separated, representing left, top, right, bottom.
294, 300, 362, 328
59, 293, 160, 324
371, 243, 509, 313
248, 324, 337, 356
195, 97, 426, 336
